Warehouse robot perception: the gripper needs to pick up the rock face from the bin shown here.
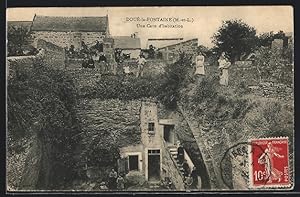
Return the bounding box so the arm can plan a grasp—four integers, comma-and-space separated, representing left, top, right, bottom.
75, 98, 142, 149
178, 105, 231, 189
7, 135, 37, 190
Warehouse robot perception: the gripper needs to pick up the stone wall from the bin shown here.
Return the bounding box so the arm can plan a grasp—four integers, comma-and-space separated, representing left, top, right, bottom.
229, 61, 293, 100
122, 59, 166, 76
158, 39, 198, 62
37, 39, 66, 69
250, 82, 293, 100
161, 141, 185, 190
32, 31, 106, 49
7, 56, 36, 80
7, 135, 38, 190
75, 98, 142, 148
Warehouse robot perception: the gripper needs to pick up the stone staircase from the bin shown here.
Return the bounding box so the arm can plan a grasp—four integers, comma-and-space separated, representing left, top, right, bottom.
168, 147, 186, 178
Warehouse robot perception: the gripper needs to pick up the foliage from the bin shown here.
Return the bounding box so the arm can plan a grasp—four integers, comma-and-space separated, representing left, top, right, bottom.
7, 59, 80, 187
244, 99, 293, 139
192, 77, 218, 103
84, 137, 120, 167
158, 53, 193, 109
81, 74, 163, 100
7, 26, 35, 56
80, 53, 193, 110
212, 19, 258, 62
125, 171, 146, 187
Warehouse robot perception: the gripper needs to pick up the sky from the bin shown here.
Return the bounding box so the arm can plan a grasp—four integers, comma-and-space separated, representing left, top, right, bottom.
7, 6, 293, 48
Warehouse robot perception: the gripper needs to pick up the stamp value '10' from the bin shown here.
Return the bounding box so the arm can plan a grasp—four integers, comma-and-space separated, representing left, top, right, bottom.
249, 137, 290, 189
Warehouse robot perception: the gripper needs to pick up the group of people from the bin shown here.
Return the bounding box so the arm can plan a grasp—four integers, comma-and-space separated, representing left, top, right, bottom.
82, 52, 110, 71
117, 53, 147, 77
177, 142, 199, 189
194, 51, 231, 86
107, 168, 125, 190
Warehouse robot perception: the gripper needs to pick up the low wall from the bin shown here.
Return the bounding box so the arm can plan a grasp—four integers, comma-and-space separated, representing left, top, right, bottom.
161, 141, 185, 190
122, 59, 166, 76
249, 82, 293, 100
7, 56, 36, 80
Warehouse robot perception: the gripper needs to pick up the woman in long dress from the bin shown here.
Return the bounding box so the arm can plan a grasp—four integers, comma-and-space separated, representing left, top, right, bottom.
258, 142, 284, 183
194, 52, 205, 75
218, 52, 231, 86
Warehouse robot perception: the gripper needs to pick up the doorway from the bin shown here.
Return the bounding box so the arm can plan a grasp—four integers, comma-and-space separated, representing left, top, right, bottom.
163, 125, 175, 144
128, 155, 139, 171
148, 149, 160, 182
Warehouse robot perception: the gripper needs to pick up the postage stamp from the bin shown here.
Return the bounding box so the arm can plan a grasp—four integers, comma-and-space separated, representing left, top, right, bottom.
249, 137, 290, 188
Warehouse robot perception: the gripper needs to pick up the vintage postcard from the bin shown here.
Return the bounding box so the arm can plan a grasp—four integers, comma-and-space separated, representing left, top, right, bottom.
6, 6, 294, 192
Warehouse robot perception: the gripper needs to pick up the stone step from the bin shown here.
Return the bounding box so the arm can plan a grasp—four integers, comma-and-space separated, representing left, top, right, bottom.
169, 148, 177, 152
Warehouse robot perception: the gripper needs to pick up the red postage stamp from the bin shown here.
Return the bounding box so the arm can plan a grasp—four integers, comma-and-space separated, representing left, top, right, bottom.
249, 137, 290, 188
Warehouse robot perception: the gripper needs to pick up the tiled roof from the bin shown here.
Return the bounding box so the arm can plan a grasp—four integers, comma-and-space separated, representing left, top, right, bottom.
157, 38, 198, 50
113, 36, 141, 49
7, 21, 32, 30
146, 38, 184, 49
31, 15, 108, 32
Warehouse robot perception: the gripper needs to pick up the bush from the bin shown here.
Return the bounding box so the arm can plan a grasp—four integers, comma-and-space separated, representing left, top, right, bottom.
158, 53, 193, 109
81, 74, 163, 100
125, 171, 146, 187
192, 77, 218, 103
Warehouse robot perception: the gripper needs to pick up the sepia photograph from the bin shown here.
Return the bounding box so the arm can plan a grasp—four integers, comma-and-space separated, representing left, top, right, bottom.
6, 6, 294, 192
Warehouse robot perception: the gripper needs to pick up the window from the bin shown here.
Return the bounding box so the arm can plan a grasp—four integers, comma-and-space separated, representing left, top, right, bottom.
148, 122, 155, 134
148, 149, 160, 155
128, 155, 139, 171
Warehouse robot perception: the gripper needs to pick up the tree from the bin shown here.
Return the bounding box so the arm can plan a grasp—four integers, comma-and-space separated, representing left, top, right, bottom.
212, 19, 258, 62
7, 26, 33, 56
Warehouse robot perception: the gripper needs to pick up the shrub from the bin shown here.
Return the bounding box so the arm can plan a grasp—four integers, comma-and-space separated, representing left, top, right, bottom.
192, 78, 218, 103
125, 171, 146, 187
158, 53, 193, 109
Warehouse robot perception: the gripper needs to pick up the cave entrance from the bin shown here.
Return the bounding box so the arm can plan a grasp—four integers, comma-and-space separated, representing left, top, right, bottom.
163, 125, 175, 144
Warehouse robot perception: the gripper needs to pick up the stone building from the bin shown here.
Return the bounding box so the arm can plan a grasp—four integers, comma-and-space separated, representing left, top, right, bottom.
146, 38, 198, 62
30, 15, 110, 51
7, 21, 32, 31
113, 36, 141, 59
76, 98, 196, 189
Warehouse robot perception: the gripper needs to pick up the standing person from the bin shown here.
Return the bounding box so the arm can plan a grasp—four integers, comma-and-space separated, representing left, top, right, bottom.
218, 52, 231, 86
185, 174, 193, 189
182, 159, 190, 179
177, 143, 184, 164
194, 52, 205, 76
191, 166, 199, 188
136, 54, 146, 78
116, 175, 125, 190
108, 168, 118, 189
123, 64, 130, 76
87, 55, 95, 69
99, 52, 108, 74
